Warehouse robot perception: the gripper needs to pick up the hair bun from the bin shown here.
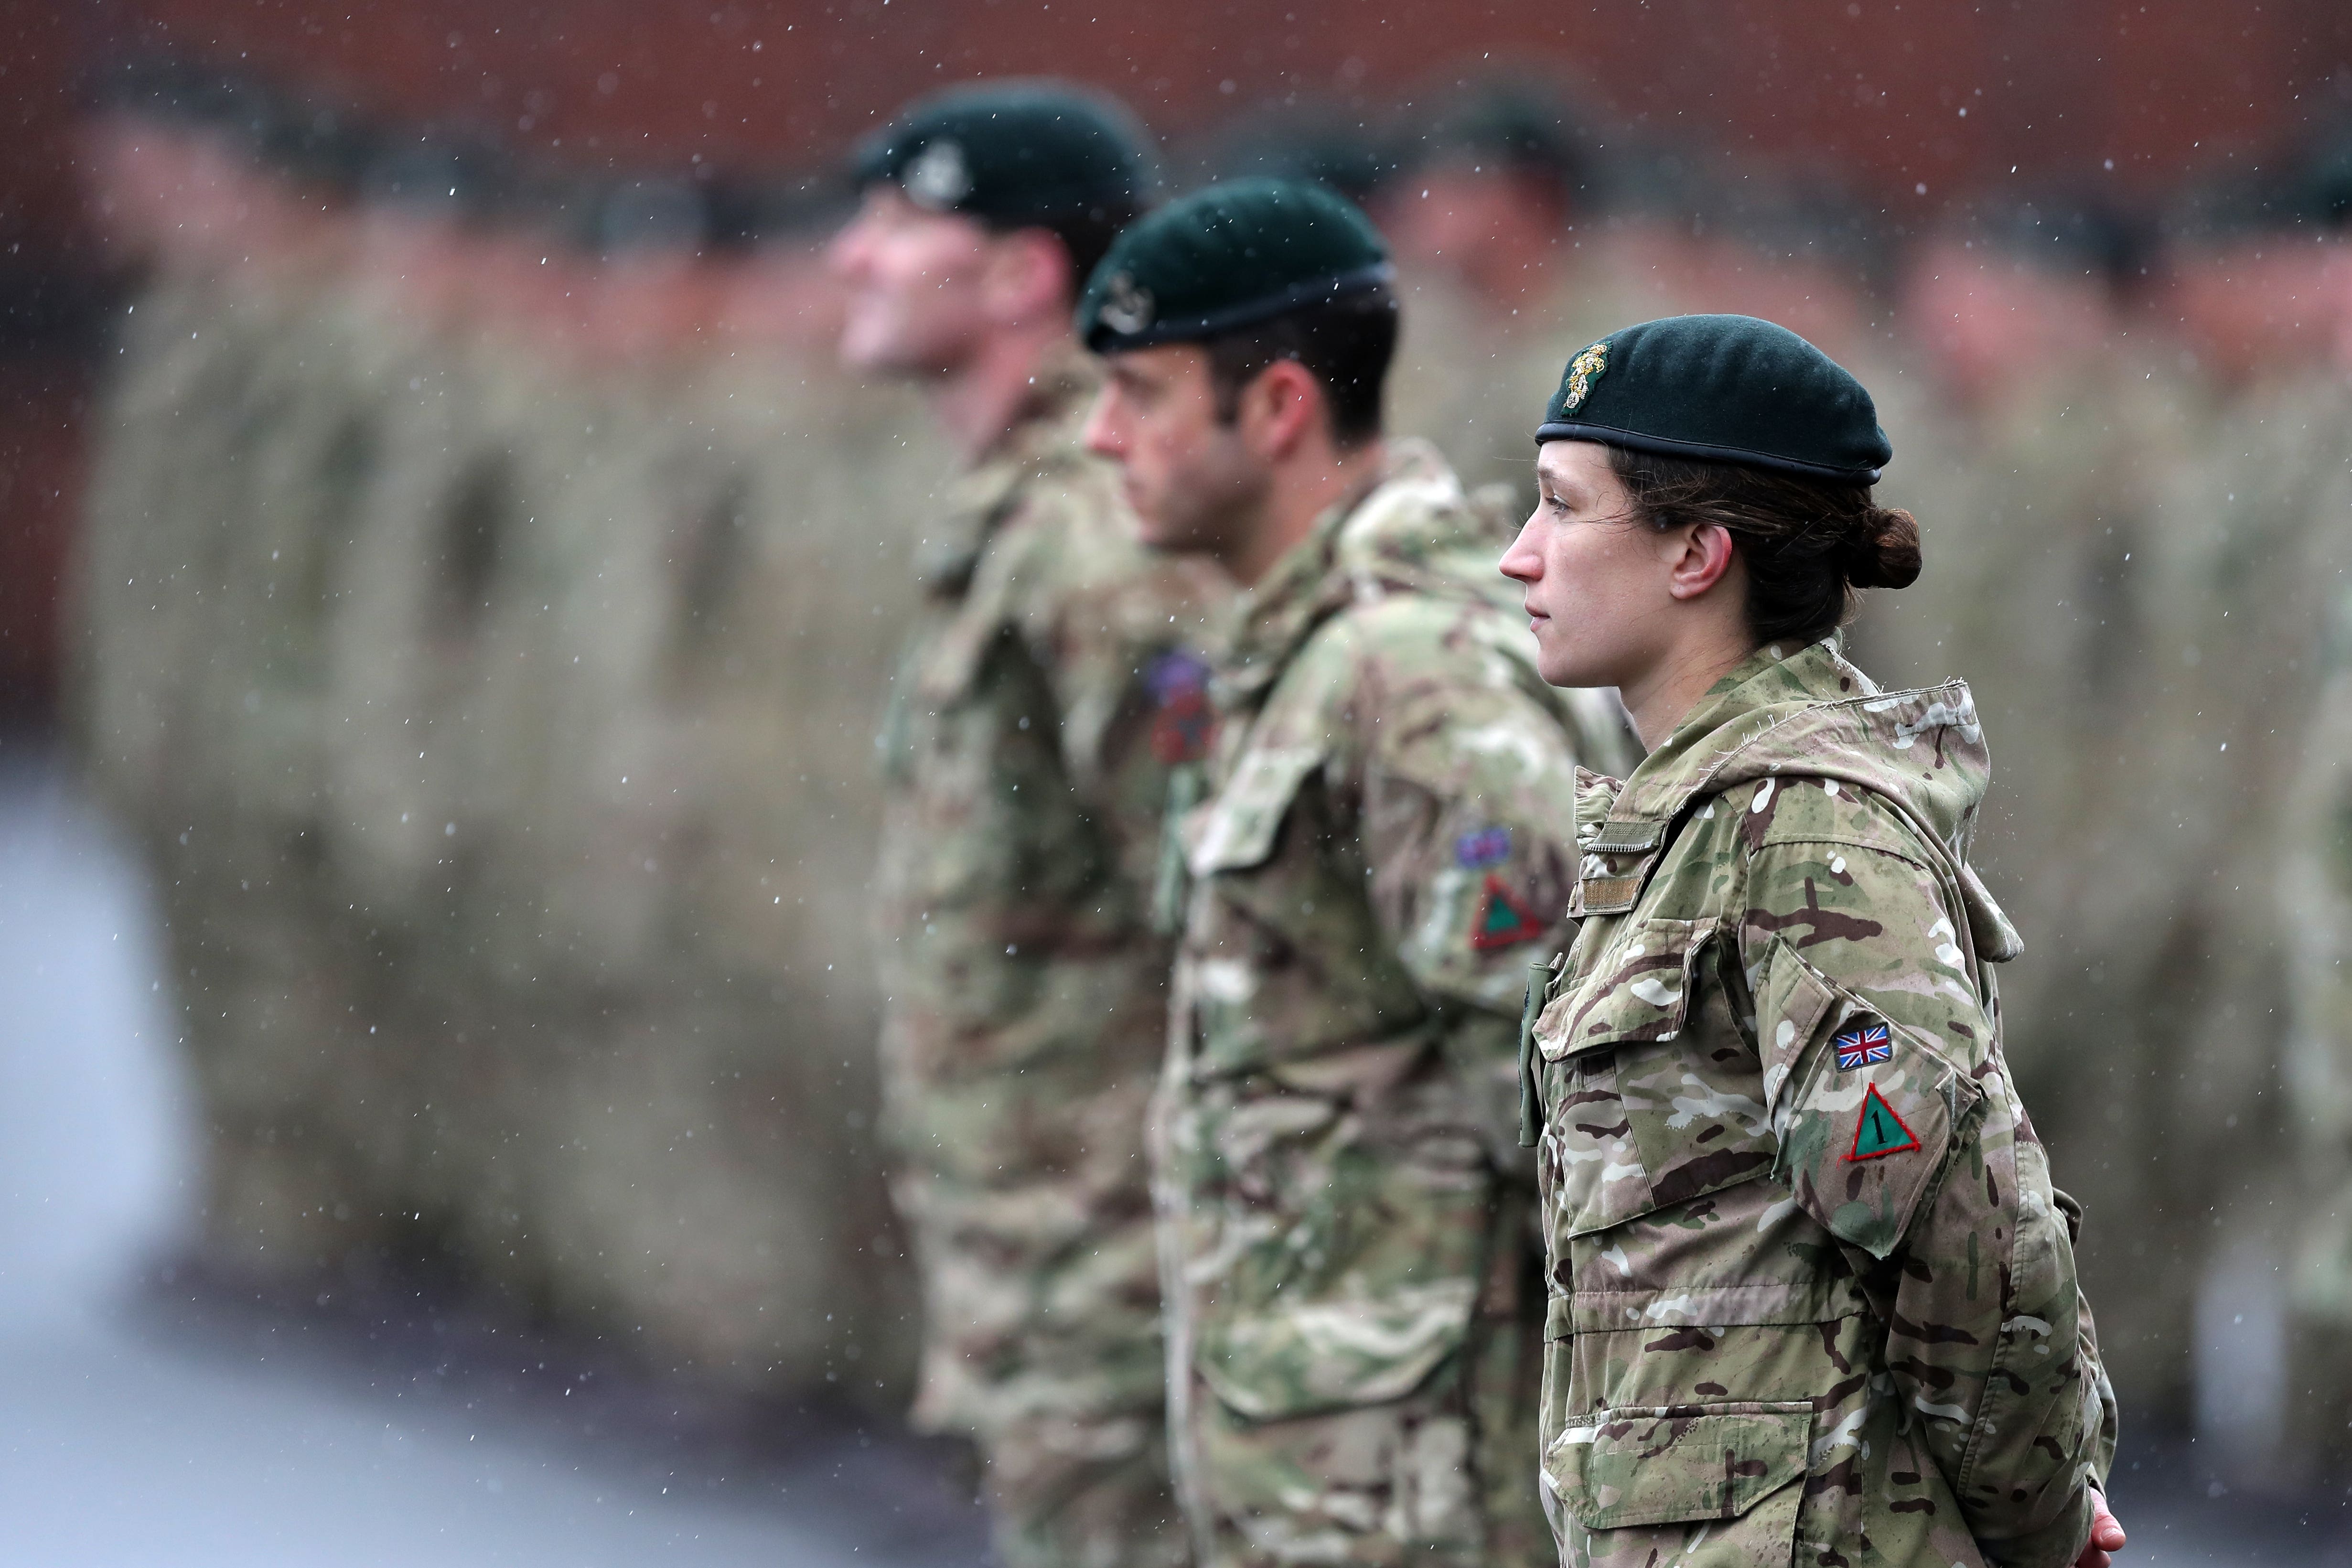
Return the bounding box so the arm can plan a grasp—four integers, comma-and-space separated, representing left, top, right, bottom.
1844, 506, 1922, 591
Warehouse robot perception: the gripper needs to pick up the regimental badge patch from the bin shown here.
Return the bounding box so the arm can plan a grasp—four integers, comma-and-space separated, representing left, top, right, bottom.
1147, 649, 1214, 764
1559, 340, 1610, 413
1834, 1021, 1894, 1072
1471, 874, 1549, 951
1846, 1082, 1921, 1162
1454, 825, 1513, 869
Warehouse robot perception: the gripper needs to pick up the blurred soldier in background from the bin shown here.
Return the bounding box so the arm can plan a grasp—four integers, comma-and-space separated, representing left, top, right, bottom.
1378, 81, 1658, 508
2281, 580, 2352, 1487
2212, 129, 2352, 1484
1871, 200, 2332, 1421
828, 83, 1225, 1568
1079, 178, 1632, 1568
1195, 103, 1395, 208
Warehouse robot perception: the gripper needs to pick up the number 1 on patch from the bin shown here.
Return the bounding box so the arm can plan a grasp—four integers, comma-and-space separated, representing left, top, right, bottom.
1846, 1082, 1920, 1162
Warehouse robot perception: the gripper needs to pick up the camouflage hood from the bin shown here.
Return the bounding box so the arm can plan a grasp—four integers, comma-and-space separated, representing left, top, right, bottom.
1214, 438, 1516, 704
1579, 637, 2024, 966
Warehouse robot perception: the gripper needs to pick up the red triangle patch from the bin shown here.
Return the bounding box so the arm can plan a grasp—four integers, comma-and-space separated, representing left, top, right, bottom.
1471, 874, 1549, 951
1845, 1082, 1922, 1162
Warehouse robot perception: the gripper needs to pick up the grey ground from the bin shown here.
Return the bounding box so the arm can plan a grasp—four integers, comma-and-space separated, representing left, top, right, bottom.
0, 740, 2341, 1566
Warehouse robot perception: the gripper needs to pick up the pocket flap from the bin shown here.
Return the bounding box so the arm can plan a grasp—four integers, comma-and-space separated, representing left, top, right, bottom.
1552, 1403, 1814, 1529
1759, 942, 1983, 1260
1534, 917, 1714, 1063
1188, 746, 1324, 876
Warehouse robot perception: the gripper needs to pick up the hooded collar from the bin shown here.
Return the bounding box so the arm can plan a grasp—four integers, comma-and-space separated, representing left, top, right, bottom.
915, 341, 1101, 595
1602, 638, 1883, 833
1579, 637, 2021, 962
1213, 437, 1508, 707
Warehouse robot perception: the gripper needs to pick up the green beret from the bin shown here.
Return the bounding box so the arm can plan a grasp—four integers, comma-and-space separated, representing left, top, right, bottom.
1076, 177, 1392, 352
852, 82, 1154, 228
1536, 314, 1892, 483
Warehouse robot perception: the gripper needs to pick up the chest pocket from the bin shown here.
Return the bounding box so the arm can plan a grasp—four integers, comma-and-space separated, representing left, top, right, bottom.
1187, 745, 1325, 875
1534, 918, 1708, 1239
1538, 916, 1713, 1057
1535, 917, 1775, 1237
1182, 743, 1418, 1077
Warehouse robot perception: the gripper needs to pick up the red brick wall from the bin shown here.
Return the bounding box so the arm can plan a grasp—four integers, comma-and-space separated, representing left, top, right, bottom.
107, 0, 2352, 204
0, 3, 103, 714
0, 358, 88, 720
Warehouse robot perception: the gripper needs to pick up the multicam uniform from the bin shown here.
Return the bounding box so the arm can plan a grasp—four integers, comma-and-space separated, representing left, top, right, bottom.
1154, 440, 1632, 1568
1526, 639, 2117, 1568
874, 349, 1223, 1568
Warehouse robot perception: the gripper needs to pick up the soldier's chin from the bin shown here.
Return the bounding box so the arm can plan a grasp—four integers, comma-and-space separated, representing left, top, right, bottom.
836, 312, 922, 374
1129, 511, 1181, 552
1537, 646, 1617, 692
1128, 504, 1199, 555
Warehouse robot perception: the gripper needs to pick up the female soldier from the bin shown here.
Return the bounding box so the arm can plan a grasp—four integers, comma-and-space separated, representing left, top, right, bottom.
1498, 315, 2127, 1568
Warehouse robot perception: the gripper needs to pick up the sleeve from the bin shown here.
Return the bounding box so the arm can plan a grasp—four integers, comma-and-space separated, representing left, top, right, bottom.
1353, 626, 1591, 1172
1741, 830, 2116, 1568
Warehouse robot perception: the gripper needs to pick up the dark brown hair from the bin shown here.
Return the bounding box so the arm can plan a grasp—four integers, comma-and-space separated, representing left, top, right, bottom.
1606, 446, 1922, 646
1203, 282, 1398, 449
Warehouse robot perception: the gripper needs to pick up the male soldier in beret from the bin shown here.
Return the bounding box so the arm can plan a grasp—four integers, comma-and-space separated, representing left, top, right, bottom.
1078, 178, 1632, 1568
828, 82, 1224, 1568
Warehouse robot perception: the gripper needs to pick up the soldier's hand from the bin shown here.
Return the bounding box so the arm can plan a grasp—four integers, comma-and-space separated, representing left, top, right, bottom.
2072, 1490, 2126, 1568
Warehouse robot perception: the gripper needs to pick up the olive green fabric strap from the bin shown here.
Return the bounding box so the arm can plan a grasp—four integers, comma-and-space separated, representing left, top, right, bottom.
1518, 955, 1556, 1148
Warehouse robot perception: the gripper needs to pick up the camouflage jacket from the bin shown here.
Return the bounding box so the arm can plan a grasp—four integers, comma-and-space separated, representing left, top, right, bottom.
874, 348, 1223, 1431
1529, 639, 2116, 1568
1157, 440, 1631, 1435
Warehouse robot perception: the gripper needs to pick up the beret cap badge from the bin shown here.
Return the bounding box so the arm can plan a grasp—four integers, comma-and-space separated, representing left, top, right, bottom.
900, 140, 974, 210
1099, 272, 1155, 335
1560, 340, 1609, 413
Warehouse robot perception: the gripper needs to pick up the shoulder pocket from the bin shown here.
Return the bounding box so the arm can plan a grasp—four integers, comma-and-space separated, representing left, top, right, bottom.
1188, 745, 1324, 875
915, 516, 1031, 703
1762, 939, 1983, 1260
1548, 1401, 1813, 1533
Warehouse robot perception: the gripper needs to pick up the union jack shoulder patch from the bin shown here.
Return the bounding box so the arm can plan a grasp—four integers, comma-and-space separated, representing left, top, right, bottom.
1834, 1022, 1893, 1072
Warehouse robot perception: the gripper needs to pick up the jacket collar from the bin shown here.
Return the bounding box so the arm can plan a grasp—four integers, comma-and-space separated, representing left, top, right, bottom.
1213, 438, 1486, 708
1575, 636, 2020, 961
915, 342, 1100, 595
1594, 638, 1878, 845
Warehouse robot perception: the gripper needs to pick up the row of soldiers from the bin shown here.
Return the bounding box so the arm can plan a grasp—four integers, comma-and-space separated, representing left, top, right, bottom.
836, 81, 2135, 1568
68, 60, 2352, 1549
74, 112, 945, 1383
833, 87, 1624, 1568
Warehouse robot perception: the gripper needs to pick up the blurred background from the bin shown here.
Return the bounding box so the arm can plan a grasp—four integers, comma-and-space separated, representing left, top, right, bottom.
7, 0, 2352, 1561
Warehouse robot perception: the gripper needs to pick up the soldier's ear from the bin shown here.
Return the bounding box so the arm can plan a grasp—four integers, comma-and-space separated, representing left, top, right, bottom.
1233, 358, 1328, 461
1662, 521, 1739, 603
980, 228, 1075, 327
